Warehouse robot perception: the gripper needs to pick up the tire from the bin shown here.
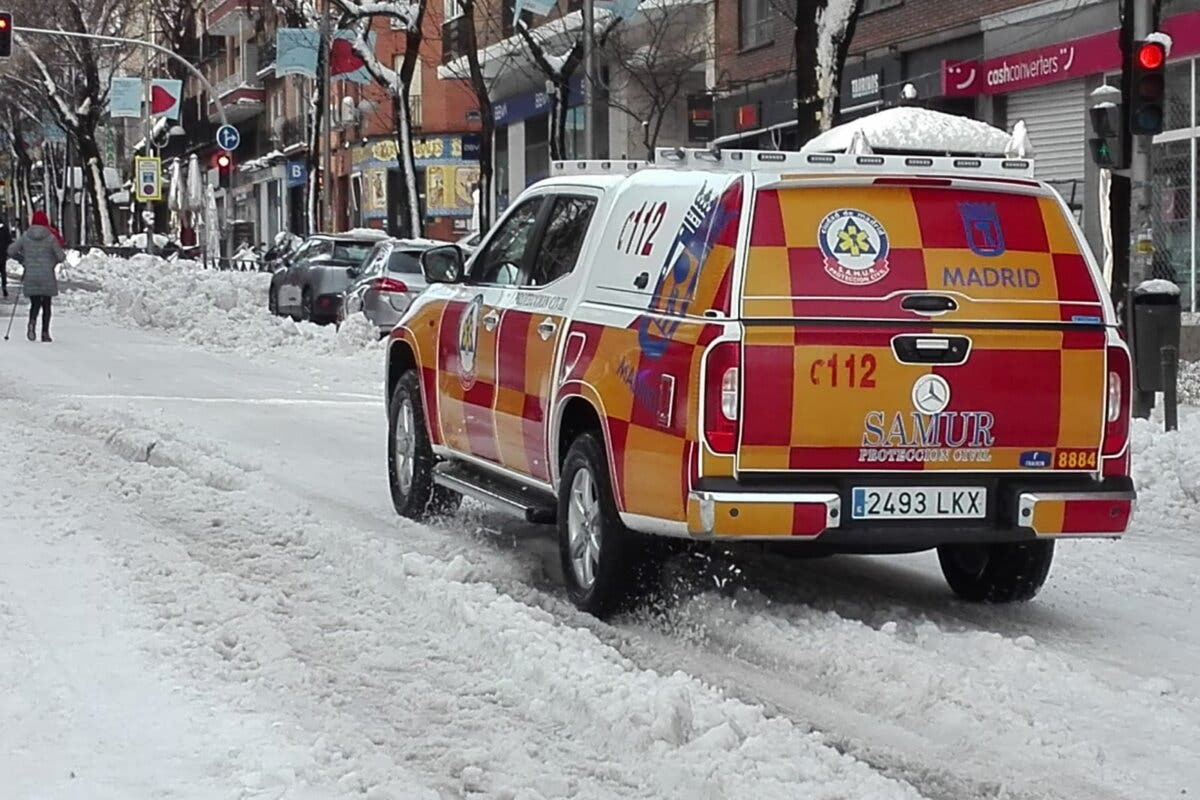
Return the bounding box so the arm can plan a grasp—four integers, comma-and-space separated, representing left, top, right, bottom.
937, 540, 1055, 603
300, 288, 313, 322
557, 433, 663, 619
387, 370, 460, 520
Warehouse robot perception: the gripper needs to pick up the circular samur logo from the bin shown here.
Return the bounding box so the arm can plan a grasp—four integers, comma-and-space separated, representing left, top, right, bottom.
458, 294, 483, 390
817, 208, 890, 286
912, 374, 951, 416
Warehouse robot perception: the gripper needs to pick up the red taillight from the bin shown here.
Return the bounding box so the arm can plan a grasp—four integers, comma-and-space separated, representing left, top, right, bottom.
371, 277, 409, 293
1103, 343, 1131, 456
703, 342, 740, 454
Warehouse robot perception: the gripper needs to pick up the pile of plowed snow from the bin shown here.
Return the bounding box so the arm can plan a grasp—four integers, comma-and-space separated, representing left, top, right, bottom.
59, 251, 381, 357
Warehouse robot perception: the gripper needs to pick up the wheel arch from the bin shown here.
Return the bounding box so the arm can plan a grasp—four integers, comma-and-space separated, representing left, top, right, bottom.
552, 386, 623, 511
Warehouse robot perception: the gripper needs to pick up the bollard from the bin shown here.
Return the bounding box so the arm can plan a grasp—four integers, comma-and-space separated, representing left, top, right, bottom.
1161, 344, 1178, 433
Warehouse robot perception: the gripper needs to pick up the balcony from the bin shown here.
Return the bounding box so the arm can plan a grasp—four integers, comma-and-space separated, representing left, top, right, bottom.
442, 14, 470, 65
209, 60, 265, 124
256, 41, 277, 77
178, 34, 226, 64
269, 115, 310, 152
207, 0, 261, 37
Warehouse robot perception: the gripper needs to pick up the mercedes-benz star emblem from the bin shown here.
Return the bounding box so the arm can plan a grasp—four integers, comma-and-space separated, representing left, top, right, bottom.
912, 374, 951, 415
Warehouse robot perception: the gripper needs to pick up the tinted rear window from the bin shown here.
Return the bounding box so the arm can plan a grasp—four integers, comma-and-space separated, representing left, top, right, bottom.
333, 242, 376, 262
388, 250, 423, 274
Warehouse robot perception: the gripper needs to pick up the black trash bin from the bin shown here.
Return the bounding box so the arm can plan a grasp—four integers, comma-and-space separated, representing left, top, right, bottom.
1131, 281, 1182, 392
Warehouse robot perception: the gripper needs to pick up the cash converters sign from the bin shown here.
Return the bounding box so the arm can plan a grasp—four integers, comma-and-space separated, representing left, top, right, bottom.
942, 9, 1200, 97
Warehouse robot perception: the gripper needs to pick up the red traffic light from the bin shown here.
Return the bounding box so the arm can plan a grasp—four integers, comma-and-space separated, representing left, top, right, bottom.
0, 18, 9, 29
1137, 42, 1165, 70
215, 153, 231, 169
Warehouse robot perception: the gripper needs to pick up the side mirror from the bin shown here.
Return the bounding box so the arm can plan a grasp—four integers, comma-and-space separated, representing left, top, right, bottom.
420, 245, 465, 284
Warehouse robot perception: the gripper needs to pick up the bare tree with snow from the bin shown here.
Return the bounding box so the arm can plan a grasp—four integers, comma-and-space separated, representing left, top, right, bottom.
768, 0, 864, 145
334, 0, 427, 238
512, 6, 622, 162
4, 0, 138, 244
597, 0, 711, 159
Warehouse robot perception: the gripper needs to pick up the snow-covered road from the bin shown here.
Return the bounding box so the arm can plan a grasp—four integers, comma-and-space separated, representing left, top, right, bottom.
1, 258, 1198, 799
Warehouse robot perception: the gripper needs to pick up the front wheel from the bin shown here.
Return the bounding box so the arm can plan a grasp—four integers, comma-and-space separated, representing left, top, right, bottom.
558, 433, 662, 619
388, 370, 460, 520
937, 540, 1054, 603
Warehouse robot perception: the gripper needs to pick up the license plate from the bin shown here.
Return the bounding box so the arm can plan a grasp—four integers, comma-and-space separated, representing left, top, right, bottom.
851, 486, 987, 520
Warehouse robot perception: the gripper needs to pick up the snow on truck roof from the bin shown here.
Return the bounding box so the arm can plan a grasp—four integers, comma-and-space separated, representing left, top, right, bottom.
802, 107, 1014, 156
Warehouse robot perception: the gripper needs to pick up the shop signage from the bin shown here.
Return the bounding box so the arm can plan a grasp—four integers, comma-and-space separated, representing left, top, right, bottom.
943, 9, 1200, 97
850, 72, 881, 101
493, 75, 584, 126
351, 135, 481, 171
286, 160, 308, 188
686, 93, 714, 142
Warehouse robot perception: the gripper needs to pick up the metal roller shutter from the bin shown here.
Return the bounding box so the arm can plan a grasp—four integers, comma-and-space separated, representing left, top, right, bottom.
1006, 81, 1086, 188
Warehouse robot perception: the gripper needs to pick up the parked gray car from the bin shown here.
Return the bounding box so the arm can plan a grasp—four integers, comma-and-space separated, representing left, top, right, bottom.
340, 238, 446, 336
268, 230, 388, 323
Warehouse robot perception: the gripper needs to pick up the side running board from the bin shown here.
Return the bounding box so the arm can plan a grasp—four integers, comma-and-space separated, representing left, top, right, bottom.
433, 462, 558, 524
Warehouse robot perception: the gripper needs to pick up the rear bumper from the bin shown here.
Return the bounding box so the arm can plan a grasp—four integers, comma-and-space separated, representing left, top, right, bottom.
684, 476, 1134, 548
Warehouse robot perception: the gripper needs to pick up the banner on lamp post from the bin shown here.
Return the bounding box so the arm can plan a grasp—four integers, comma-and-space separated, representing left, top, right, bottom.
150, 79, 183, 120
329, 30, 376, 84
277, 28, 320, 79
109, 77, 143, 118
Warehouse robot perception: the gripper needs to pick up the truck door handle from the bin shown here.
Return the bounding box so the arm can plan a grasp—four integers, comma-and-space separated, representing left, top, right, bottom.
892, 335, 971, 365
901, 294, 958, 314
483, 310, 500, 331
537, 318, 557, 340
634, 272, 650, 289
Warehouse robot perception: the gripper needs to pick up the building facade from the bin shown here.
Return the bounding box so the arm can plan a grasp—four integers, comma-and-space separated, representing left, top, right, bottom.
712, 0, 1200, 315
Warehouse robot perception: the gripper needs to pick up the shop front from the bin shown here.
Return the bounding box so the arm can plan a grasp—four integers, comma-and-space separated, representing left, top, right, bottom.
493, 76, 585, 212
348, 134, 481, 241
941, 7, 1200, 312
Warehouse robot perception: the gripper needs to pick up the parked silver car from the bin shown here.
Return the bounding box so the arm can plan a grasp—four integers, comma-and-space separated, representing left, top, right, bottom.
340, 238, 447, 336
268, 231, 389, 324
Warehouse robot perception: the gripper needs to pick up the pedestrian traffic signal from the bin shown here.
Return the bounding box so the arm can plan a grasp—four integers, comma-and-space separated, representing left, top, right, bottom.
1129, 39, 1166, 135
0, 12, 14, 59
1088, 100, 1127, 169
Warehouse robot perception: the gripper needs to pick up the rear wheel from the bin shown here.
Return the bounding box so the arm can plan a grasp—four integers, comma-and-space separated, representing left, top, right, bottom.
937, 540, 1054, 603
388, 370, 460, 520
558, 433, 663, 619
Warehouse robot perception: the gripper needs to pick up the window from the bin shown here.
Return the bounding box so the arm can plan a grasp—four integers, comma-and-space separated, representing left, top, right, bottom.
739, 0, 772, 50
444, 0, 461, 20
361, 244, 390, 276
332, 240, 377, 263
470, 198, 545, 286
528, 196, 597, 286
389, 249, 425, 274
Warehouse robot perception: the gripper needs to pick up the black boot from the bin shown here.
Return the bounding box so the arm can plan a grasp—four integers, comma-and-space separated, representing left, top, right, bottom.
41, 328, 52, 343
26, 320, 35, 341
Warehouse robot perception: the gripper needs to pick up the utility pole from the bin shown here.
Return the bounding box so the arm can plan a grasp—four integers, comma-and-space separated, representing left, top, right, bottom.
581, 0, 594, 158
1126, 0, 1163, 418
321, 0, 334, 231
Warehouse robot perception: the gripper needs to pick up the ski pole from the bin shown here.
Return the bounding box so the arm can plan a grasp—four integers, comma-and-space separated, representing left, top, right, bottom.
3, 294, 19, 341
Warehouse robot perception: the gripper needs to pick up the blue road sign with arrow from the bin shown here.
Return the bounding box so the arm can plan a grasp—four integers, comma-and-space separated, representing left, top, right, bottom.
216, 124, 241, 151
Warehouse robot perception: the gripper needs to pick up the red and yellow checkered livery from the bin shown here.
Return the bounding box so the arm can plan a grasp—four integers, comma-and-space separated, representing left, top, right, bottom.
737, 183, 1110, 474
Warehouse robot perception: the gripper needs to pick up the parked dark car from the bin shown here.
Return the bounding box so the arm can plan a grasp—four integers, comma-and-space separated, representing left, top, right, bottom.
268, 230, 388, 323
340, 238, 445, 337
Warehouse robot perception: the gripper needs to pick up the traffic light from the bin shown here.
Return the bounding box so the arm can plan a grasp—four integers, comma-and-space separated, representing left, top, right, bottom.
1088, 99, 1127, 169
0, 12, 13, 59
1128, 39, 1166, 135
213, 151, 233, 187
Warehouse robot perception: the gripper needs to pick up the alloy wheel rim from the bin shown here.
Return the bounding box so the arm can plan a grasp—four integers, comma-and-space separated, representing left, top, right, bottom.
567, 467, 602, 590
393, 397, 415, 496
